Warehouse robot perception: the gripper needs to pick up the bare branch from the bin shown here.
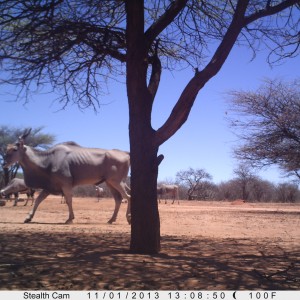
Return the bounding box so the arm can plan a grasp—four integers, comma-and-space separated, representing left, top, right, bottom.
244, 0, 299, 25
148, 39, 162, 102
145, 0, 188, 45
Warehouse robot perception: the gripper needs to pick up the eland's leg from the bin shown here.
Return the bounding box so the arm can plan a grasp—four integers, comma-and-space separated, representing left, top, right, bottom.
106, 180, 131, 224
62, 189, 74, 224
106, 183, 122, 224
123, 183, 131, 224
24, 190, 49, 223
13, 193, 18, 206
24, 196, 29, 206
126, 201, 131, 224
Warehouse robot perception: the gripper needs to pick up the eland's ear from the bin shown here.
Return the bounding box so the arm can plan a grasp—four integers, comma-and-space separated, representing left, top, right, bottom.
17, 128, 31, 149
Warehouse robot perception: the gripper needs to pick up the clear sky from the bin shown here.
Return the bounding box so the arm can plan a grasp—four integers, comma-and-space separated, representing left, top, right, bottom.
0, 44, 299, 184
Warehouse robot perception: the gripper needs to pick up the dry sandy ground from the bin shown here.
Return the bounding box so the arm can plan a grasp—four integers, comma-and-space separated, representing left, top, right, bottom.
0, 197, 299, 290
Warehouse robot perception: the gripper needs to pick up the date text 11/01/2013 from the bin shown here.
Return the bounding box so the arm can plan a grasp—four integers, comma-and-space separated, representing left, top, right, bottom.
87, 291, 279, 300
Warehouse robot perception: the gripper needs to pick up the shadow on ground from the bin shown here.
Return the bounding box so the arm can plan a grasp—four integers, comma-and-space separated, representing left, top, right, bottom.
0, 232, 299, 290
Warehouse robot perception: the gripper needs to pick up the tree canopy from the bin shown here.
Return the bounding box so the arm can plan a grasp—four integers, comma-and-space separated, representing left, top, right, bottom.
0, 1, 299, 112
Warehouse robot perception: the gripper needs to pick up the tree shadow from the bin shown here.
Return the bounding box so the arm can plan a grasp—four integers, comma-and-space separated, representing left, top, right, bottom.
0, 232, 299, 290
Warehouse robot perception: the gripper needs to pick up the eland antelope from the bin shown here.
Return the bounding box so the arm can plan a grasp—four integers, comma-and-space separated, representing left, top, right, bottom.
95, 185, 104, 202
157, 184, 179, 204
4, 129, 131, 224
0, 178, 35, 206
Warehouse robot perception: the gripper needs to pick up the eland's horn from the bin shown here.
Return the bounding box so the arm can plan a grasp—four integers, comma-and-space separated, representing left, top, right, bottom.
19, 128, 32, 141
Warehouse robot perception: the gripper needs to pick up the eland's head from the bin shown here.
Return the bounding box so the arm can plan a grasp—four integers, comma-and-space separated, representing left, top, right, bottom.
4, 128, 31, 168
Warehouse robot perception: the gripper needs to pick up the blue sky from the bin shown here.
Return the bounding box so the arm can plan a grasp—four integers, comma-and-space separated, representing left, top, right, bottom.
1, 44, 299, 184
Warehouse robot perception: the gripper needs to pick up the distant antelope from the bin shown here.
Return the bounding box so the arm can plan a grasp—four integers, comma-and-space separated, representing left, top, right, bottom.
0, 178, 35, 206
95, 185, 104, 201
157, 184, 179, 204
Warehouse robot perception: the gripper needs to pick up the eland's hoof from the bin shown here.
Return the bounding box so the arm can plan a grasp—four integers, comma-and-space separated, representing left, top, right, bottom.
24, 218, 31, 223
65, 219, 73, 224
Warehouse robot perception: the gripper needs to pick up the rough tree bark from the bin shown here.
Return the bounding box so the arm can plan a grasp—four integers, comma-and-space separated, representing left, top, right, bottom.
125, 0, 162, 253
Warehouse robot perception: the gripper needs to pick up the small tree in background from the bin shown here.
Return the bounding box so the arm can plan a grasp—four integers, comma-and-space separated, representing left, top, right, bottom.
217, 181, 238, 201
276, 183, 300, 203
229, 78, 300, 181
233, 164, 255, 201
248, 178, 276, 202
176, 167, 212, 200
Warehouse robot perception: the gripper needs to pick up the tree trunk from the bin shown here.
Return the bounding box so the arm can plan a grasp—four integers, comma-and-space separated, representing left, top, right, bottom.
129, 156, 161, 254
129, 115, 161, 254
125, 0, 161, 254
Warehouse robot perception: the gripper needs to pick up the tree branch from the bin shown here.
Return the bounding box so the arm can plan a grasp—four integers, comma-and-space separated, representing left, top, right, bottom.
155, 0, 249, 146
244, 0, 299, 26
148, 40, 162, 102
145, 0, 187, 46
155, 0, 300, 147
